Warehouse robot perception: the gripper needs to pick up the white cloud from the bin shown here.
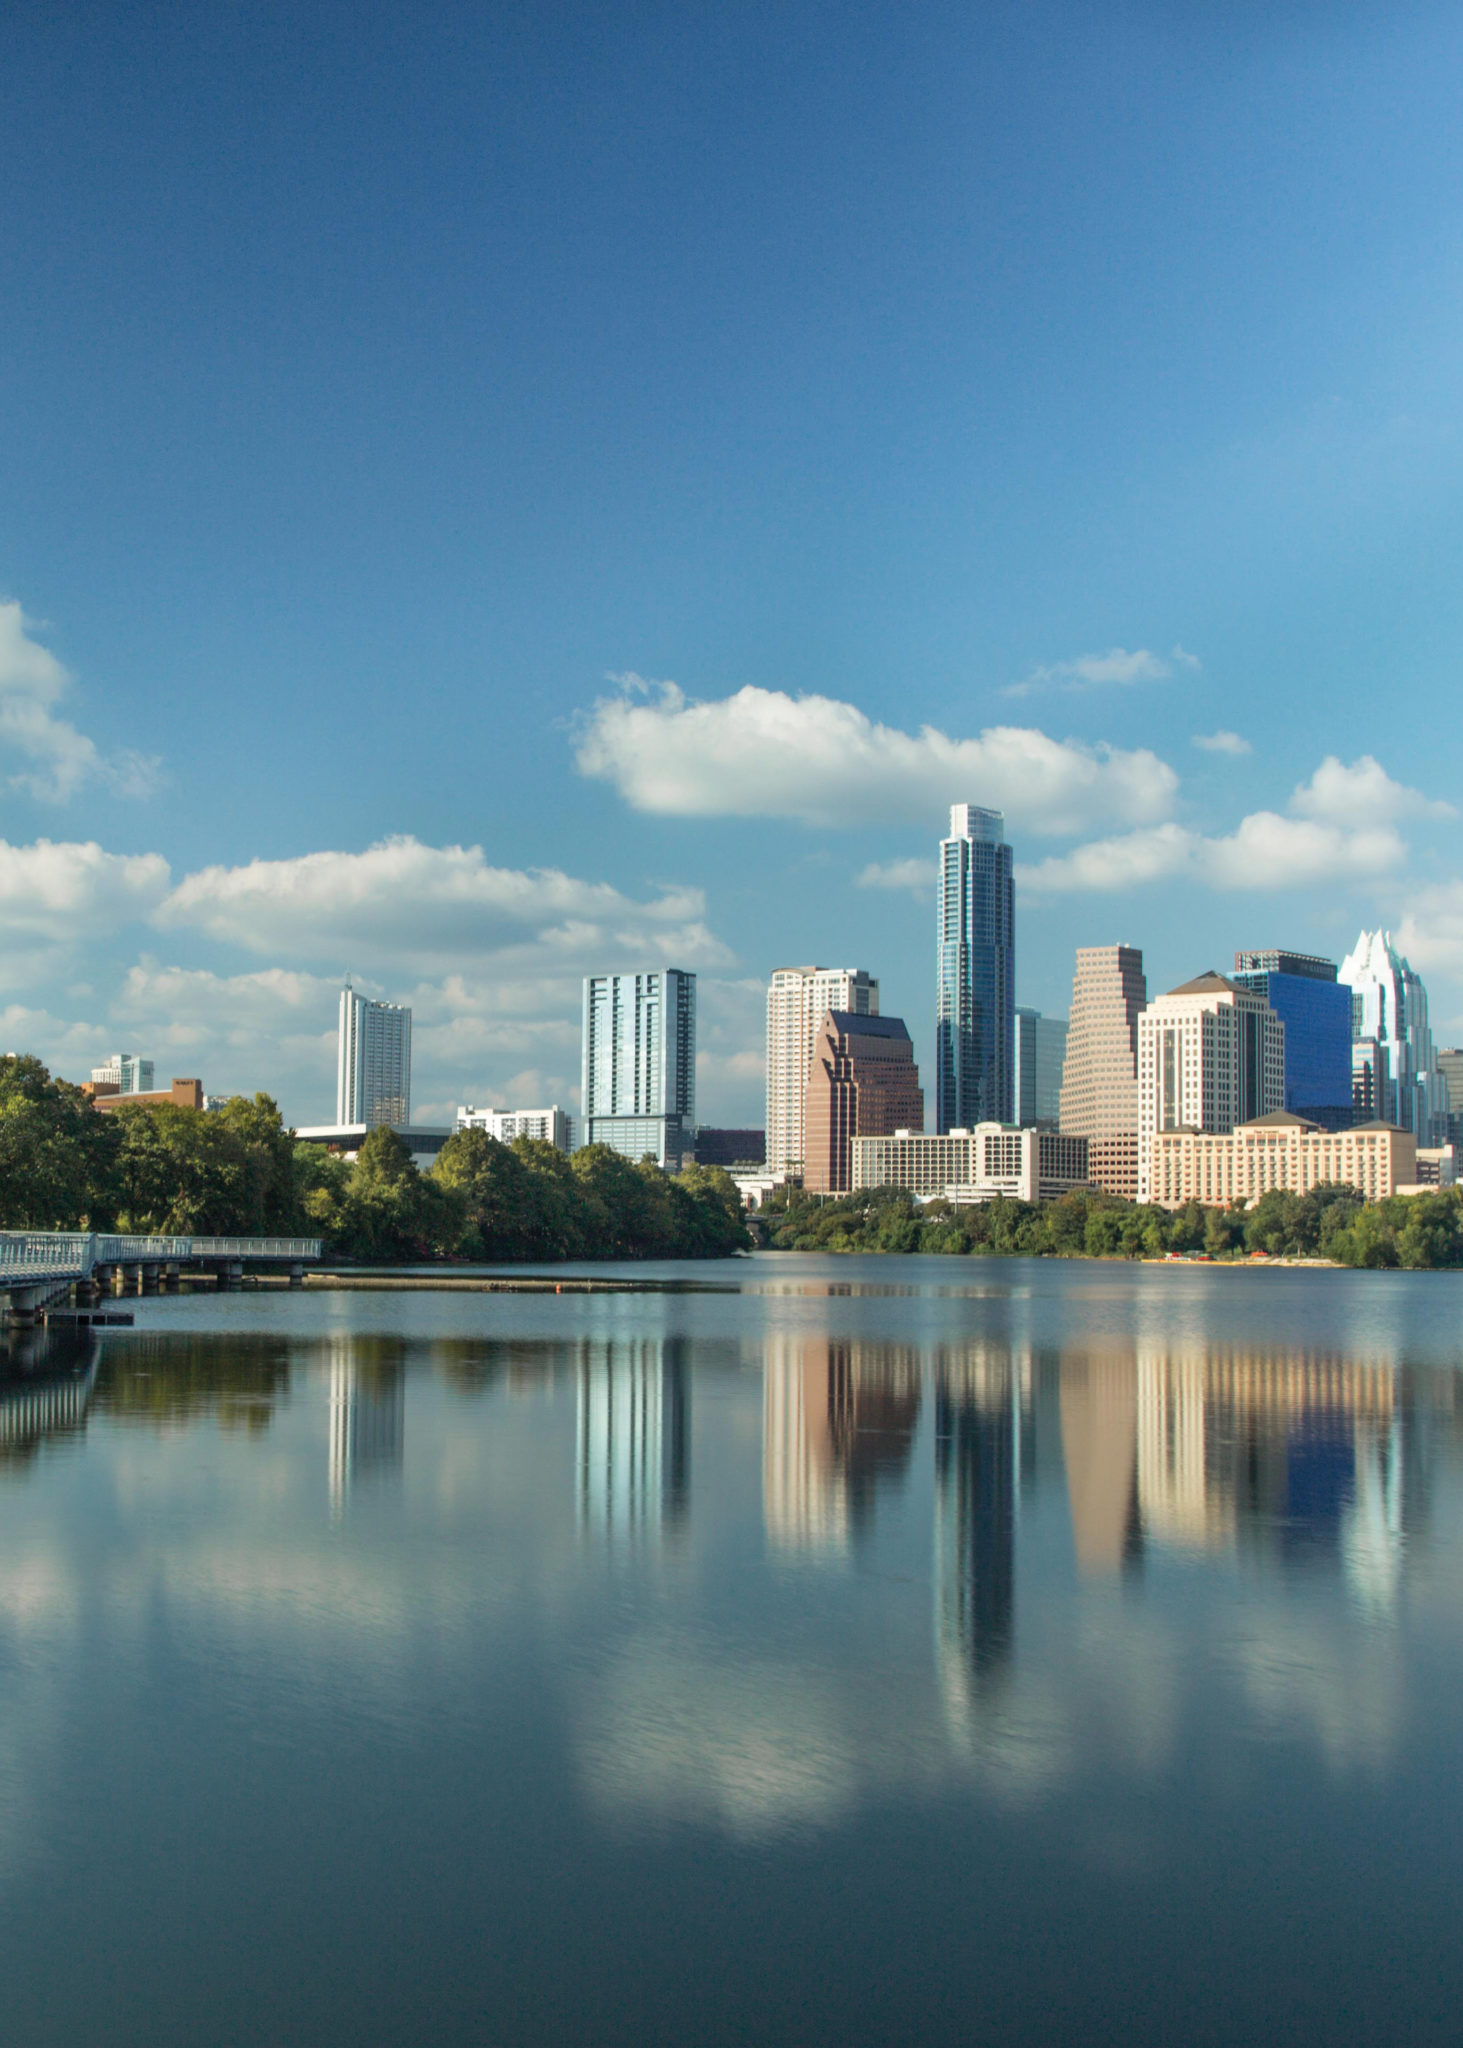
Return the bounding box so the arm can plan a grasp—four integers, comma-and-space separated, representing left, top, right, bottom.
1395, 882, 1463, 981
1003, 645, 1188, 699
1290, 754, 1453, 828
576, 679, 1178, 835
1020, 812, 1406, 894
0, 603, 161, 801
156, 835, 730, 972
1192, 731, 1252, 756
0, 838, 170, 948
1019, 752, 1442, 895
856, 857, 937, 894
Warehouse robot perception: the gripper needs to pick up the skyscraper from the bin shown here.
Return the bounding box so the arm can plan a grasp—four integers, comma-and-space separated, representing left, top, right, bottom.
1014, 1008, 1068, 1128
1136, 971, 1284, 1201
581, 969, 696, 1168
1231, 949, 1353, 1130
337, 983, 411, 1127
1340, 930, 1450, 1141
765, 967, 878, 1176
1058, 945, 1147, 1198
803, 1010, 924, 1194
936, 804, 1014, 1132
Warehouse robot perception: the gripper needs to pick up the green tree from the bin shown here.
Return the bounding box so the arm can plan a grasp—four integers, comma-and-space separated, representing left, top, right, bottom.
0, 1055, 119, 1228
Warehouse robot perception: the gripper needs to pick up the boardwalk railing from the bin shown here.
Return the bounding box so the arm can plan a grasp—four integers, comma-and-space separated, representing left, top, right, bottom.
0, 1233, 322, 1288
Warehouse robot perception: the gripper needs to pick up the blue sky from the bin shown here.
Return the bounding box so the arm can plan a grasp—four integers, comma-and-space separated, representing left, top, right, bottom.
3, 0, 1463, 1126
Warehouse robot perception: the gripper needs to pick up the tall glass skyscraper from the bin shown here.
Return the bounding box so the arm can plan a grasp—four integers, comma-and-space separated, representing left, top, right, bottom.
581, 968, 696, 1168
936, 804, 1014, 1132
1231, 949, 1353, 1131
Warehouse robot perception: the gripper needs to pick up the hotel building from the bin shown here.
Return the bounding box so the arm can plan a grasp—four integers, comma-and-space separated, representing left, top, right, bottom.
1148, 1111, 1416, 1211
853, 1125, 1089, 1205
1137, 971, 1284, 1202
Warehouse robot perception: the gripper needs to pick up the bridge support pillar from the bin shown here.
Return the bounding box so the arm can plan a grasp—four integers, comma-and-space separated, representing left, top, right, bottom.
5, 1286, 41, 1328
229, 1260, 244, 1290
75, 1277, 98, 1307
288, 1263, 304, 1289
164, 1263, 180, 1292
140, 1264, 159, 1295
112, 1266, 127, 1298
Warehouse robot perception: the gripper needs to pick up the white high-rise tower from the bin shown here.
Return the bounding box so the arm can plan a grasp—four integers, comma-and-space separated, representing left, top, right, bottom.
337, 983, 412, 1128
765, 967, 879, 1177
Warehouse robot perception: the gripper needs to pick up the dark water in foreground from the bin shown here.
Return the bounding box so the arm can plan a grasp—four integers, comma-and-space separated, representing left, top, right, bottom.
2, 1253, 1462, 2046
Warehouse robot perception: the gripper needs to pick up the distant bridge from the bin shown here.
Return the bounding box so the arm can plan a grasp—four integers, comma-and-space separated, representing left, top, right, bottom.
0, 1233, 323, 1323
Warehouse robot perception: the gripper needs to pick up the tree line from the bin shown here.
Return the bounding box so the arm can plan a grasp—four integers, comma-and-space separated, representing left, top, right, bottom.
0, 1056, 748, 1261
761, 1179, 1463, 1269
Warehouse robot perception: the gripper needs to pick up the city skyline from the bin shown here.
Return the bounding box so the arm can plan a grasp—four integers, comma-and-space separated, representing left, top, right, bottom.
4, 9, 1463, 1128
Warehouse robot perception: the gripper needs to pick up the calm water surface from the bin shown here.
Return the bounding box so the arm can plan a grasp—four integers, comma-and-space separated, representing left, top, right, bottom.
2, 1253, 1461, 2046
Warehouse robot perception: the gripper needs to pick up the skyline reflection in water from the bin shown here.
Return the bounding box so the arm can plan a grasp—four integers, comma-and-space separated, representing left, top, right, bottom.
0, 1262, 1461, 2046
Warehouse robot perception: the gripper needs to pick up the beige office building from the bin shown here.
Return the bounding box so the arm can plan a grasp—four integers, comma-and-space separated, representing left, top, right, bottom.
766, 967, 878, 1176
1137, 971, 1285, 1201
1148, 1111, 1415, 1210
1057, 945, 1147, 1198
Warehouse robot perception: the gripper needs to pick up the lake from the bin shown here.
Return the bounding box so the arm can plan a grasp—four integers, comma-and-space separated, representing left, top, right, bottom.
1, 1253, 1460, 2046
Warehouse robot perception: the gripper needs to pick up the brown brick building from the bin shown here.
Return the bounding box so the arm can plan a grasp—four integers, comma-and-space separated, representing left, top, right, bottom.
86, 1078, 205, 1112
803, 1011, 924, 1194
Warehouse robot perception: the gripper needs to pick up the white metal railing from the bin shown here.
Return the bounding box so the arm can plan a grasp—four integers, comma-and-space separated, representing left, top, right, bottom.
94, 1236, 192, 1264
0, 1234, 93, 1280
0, 1232, 322, 1286
186, 1238, 322, 1258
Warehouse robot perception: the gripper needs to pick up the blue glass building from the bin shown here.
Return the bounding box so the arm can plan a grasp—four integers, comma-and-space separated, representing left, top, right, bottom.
937, 805, 1014, 1131
1232, 950, 1353, 1131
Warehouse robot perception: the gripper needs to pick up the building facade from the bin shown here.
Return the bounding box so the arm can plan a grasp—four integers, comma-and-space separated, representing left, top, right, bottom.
804, 1011, 924, 1195
1352, 1038, 1391, 1125
1057, 944, 1147, 1199
692, 1127, 766, 1168
936, 805, 1014, 1132
337, 984, 412, 1128
455, 1104, 573, 1150
1438, 1048, 1463, 1147
1137, 971, 1285, 1202
1148, 1112, 1416, 1211
91, 1053, 155, 1095
581, 969, 696, 1169
1231, 950, 1353, 1130
853, 1124, 1089, 1204
1014, 1008, 1068, 1128
1340, 929, 1450, 1142
765, 967, 878, 1176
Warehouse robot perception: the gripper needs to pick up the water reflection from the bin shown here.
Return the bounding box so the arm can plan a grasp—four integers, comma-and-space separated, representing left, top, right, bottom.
935, 1347, 1021, 1709
576, 1337, 690, 1549
0, 1330, 100, 1468
328, 1334, 406, 1513
763, 1339, 921, 1556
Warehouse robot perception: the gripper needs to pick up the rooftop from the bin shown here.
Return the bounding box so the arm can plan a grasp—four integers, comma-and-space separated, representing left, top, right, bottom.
1166, 970, 1242, 998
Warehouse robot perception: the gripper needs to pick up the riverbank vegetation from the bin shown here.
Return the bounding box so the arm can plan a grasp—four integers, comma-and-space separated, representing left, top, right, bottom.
0, 1057, 748, 1260
759, 1179, 1463, 1269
